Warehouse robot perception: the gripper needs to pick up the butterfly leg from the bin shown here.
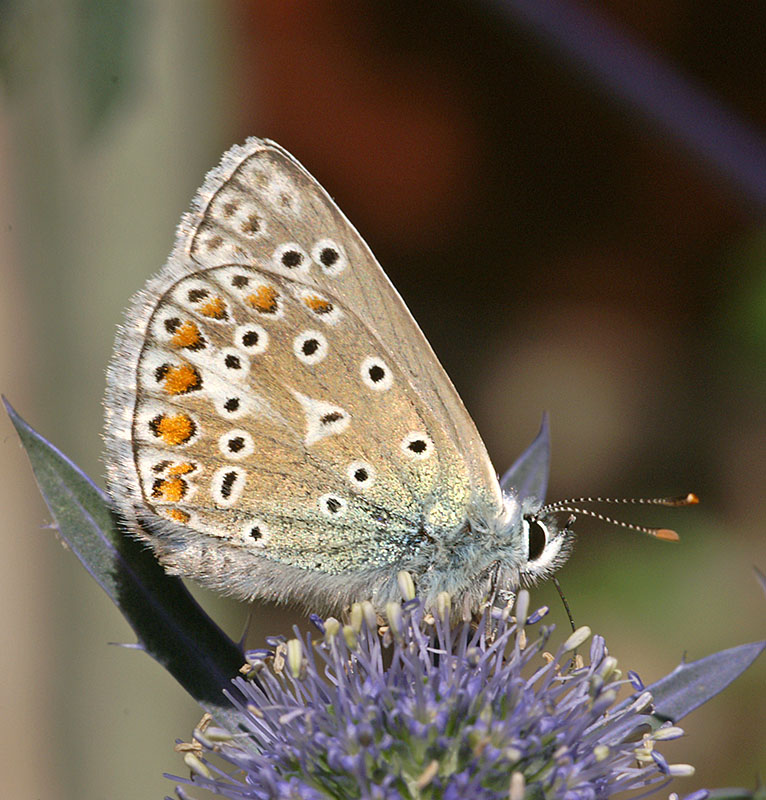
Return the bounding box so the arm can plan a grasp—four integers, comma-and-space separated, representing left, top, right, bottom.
487, 560, 516, 613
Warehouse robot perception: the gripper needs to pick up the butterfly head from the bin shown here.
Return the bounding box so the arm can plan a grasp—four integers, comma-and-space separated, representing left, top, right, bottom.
496, 414, 696, 597
497, 413, 574, 586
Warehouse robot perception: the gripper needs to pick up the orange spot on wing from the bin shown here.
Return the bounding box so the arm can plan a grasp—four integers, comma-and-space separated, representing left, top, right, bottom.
304, 294, 333, 314
171, 321, 203, 349
152, 476, 188, 503
167, 508, 191, 523
245, 285, 279, 314
200, 296, 227, 319
150, 414, 195, 446
161, 364, 202, 395
168, 462, 195, 476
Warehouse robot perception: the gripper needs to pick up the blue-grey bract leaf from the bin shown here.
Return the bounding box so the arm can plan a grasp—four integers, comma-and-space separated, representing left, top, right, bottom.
4, 399, 245, 727
649, 640, 765, 722
754, 565, 766, 597
706, 785, 766, 800
500, 412, 550, 509
602, 639, 765, 743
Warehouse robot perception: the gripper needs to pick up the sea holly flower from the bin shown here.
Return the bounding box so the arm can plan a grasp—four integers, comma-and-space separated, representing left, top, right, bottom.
168, 588, 701, 800
5, 404, 765, 800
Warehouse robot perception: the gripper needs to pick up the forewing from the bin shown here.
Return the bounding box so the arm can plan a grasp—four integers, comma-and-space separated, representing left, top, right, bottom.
189, 139, 501, 511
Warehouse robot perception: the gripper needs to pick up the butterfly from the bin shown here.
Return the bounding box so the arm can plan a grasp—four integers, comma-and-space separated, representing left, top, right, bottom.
105, 137, 677, 618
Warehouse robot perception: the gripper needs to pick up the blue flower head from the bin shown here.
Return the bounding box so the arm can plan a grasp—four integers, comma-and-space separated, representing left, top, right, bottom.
172, 582, 700, 800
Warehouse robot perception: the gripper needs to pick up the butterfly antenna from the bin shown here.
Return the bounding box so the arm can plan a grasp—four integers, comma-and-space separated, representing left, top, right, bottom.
538, 494, 698, 542
542, 493, 698, 510
546, 505, 680, 540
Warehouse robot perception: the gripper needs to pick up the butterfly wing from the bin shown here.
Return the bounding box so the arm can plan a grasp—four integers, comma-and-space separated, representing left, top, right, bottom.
105, 139, 503, 610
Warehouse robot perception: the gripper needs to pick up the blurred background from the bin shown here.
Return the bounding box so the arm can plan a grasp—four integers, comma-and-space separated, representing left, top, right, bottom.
1, 2, 764, 798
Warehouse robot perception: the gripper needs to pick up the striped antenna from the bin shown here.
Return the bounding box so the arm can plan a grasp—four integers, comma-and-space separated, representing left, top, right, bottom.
538, 493, 698, 541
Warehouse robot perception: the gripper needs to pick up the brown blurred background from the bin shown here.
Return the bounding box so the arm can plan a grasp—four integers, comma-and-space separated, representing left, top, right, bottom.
1, 2, 764, 798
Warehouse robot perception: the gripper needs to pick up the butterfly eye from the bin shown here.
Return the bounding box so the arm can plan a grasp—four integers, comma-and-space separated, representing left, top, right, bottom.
525, 518, 548, 561
518, 515, 572, 580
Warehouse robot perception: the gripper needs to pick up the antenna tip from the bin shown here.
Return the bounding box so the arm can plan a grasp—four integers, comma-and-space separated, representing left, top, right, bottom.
663, 493, 699, 506
655, 528, 680, 542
